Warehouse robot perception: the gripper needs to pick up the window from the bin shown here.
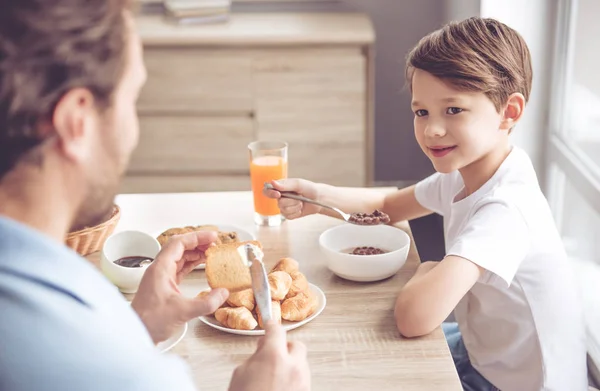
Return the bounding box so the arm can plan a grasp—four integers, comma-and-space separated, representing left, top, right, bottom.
547, 0, 600, 248
551, 164, 600, 265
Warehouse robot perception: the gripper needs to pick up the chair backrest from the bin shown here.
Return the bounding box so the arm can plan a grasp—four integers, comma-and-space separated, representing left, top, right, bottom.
590, 354, 600, 389
572, 256, 600, 388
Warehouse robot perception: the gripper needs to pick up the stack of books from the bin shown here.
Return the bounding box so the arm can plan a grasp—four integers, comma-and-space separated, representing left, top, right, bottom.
164, 0, 231, 25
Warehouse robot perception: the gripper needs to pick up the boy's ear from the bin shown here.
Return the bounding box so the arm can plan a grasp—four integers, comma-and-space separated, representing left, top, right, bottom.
500, 93, 526, 131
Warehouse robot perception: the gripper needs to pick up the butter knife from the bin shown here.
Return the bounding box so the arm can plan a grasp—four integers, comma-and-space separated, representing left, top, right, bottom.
238, 243, 273, 324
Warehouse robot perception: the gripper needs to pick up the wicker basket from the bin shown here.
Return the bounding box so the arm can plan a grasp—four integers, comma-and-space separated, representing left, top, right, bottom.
65, 205, 121, 256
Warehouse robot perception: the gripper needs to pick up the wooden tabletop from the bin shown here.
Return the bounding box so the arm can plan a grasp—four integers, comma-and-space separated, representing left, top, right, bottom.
88, 191, 460, 391
136, 13, 375, 46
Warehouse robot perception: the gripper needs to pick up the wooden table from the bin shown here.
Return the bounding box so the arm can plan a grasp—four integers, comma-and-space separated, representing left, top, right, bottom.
88, 191, 461, 391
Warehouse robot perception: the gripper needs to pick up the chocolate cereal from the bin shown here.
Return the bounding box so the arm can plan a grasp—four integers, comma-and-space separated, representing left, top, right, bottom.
348, 209, 390, 225
350, 246, 387, 255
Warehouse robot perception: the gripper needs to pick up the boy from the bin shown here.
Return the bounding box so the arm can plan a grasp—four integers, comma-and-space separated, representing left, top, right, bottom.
264, 17, 587, 390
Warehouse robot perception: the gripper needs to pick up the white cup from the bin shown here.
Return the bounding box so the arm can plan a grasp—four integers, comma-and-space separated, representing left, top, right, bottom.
100, 230, 161, 293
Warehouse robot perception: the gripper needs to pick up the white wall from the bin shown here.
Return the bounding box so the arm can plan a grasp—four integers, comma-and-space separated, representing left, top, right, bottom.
574, 0, 600, 95
479, 0, 558, 188
443, 0, 479, 22
570, 0, 600, 142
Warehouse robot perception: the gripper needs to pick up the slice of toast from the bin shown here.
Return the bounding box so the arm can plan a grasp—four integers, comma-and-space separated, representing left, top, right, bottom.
205, 240, 262, 292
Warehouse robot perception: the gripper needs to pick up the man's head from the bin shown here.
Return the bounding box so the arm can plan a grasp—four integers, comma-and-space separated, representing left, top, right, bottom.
406, 17, 532, 173
0, 0, 146, 231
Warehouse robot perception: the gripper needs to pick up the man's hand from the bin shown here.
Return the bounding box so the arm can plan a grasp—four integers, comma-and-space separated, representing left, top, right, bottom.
228, 322, 311, 391
131, 231, 229, 344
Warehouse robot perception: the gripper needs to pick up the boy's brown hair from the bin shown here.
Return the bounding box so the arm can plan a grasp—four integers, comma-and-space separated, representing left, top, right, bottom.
406, 17, 533, 112
0, 0, 133, 180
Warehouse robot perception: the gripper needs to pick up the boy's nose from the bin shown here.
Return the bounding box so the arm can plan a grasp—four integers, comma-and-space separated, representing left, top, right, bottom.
424, 123, 446, 138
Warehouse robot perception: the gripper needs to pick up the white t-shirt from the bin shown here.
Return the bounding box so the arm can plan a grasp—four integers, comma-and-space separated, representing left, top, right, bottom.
415, 147, 588, 391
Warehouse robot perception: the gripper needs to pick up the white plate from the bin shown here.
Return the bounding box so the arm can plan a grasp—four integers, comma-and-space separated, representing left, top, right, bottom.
153, 224, 256, 270
198, 283, 326, 336
157, 322, 188, 353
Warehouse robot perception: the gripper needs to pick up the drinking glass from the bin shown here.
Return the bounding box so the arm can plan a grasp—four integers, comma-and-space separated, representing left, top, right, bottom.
248, 141, 288, 226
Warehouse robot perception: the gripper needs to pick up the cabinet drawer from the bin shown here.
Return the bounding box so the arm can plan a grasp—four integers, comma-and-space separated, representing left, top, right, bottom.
120, 174, 251, 194
129, 116, 255, 173
138, 49, 253, 114
254, 48, 366, 186
254, 48, 365, 141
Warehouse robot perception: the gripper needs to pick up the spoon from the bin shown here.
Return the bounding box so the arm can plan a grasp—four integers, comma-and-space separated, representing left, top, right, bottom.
263, 183, 389, 225
113, 256, 153, 268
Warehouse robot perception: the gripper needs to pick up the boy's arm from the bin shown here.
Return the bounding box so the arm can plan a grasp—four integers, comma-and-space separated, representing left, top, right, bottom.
394, 256, 484, 338
317, 184, 433, 223
394, 198, 529, 338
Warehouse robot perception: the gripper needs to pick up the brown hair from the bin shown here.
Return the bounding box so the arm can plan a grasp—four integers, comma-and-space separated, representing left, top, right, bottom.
0, 0, 132, 179
406, 17, 533, 112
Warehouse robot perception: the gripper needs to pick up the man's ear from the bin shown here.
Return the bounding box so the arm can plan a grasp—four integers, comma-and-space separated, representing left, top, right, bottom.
499, 92, 526, 131
52, 88, 98, 163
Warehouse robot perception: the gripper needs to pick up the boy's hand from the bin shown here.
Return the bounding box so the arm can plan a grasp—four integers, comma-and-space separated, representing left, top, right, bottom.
263, 179, 321, 220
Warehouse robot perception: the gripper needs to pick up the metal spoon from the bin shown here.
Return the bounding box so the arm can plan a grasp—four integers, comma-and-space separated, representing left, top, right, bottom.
263, 183, 388, 225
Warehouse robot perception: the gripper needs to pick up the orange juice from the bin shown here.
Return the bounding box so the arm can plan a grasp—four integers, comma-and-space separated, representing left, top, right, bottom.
250, 156, 288, 216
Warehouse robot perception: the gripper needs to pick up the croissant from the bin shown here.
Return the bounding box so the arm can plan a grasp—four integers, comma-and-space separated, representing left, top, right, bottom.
285, 271, 309, 299
271, 257, 299, 275
256, 301, 282, 329
281, 291, 318, 322
227, 288, 255, 311
268, 271, 293, 301
214, 307, 258, 330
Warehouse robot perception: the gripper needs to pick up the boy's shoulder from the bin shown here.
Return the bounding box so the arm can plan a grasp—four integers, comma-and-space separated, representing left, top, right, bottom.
473, 147, 543, 204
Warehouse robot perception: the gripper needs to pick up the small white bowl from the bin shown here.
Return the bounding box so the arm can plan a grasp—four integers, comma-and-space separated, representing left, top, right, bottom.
100, 230, 161, 293
319, 224, 411, 282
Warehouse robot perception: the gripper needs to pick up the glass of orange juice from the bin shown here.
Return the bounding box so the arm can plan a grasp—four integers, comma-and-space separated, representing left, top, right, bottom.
248, 141, 288, 226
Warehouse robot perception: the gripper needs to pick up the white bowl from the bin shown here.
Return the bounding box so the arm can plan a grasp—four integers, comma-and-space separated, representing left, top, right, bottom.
319, 224, 411, 282
100, 230, 161, 293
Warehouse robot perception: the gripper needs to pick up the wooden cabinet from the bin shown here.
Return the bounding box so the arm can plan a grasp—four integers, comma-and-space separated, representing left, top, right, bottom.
125, 13, 375, 193
138, 49, 254, 114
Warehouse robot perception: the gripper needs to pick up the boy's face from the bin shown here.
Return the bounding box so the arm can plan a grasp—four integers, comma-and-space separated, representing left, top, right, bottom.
410, 69, 507, 174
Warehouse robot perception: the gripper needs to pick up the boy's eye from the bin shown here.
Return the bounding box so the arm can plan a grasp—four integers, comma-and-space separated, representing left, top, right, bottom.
446, 107, 463, 115
415, 109, 428, 117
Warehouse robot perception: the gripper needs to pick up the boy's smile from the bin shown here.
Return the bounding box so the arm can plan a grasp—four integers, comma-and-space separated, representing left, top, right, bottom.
428, 145, 457, 158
